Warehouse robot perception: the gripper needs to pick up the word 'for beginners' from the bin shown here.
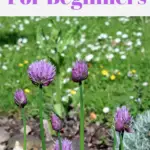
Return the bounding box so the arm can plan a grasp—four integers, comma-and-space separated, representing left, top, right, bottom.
8, 0, 147, 10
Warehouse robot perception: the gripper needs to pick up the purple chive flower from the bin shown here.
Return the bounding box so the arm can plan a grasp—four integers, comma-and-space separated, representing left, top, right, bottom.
51, 113, 62, 132
14, 89, 27, 108
115, 106, 132, 133
54, 139, 72, 150
72, 60, 88, 83
28, 60, 56, 86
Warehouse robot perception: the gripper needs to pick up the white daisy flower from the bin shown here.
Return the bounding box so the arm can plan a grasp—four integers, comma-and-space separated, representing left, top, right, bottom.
2, 65, 8, 70
61, 53, 65, 57
129, 96, 134, 99
127, 71, 133, 77
67, 68, 72, 73
126, 41, 133, 46
142, 82, 148, 87
103, 107, 110, 113
16, 46, 20, 51
136, 32, 142, 37
121, 55, 126, 60
114, 48, 120, 53
24, 19, 30, 24
80, 38, 86, 44
51, 49, 55, 54
63, 78, 70, 84
19, 24, 24, 31
81, 25, 87, 30
35, 18, 40, 22
65, 20, 70, 25
85, 54, 94, 62
98, 33, 108, 39
106, 53, 114, 61
81, 48, 87, 53
48, 23, 52, 27
116, 31, 122, 36
62, 96, 68, 102
22, 38, 28, 44
136, 39, 142, 46
105, 21, 110, 26
122, 34, 128, 39
45, 35, 50, 40
115, 38, 121, 43
75, 53, 81, 59
135, 98, 141, 103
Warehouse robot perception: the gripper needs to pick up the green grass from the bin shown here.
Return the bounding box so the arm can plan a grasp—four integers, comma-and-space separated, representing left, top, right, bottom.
0, 17, 150, 124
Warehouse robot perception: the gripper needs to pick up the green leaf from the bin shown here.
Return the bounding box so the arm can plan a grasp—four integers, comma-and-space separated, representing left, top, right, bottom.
53, 103, 65, 118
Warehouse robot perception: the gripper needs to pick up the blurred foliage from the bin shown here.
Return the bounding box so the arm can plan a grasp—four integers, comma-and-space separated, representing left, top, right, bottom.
0, 17, 150, 125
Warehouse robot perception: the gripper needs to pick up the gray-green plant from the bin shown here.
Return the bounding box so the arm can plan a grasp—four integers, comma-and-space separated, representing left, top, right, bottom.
123, 110, 150, 150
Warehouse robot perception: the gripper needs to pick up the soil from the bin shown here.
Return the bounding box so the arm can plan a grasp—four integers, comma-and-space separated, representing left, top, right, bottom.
0, 112, 113, 150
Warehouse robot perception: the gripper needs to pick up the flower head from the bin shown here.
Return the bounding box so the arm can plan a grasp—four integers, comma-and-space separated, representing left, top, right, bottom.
90, 112, 97, 120
28, 60, 56, 86
131, 69, 136, 74
70, 90, 76, 95
142, 82, 148, 87
51, 113, 62, 132
103, 107, 110, 113
18, 63, 24, 67
100, 65, 104, 69
115, 106, 132, 133
14, 89, 27, 108
24, 60, 29, 64
101, 69, 109, 76
110, 74, 116, 80
24, 88, 31, 94
54, 139, 72, 150
72, 61, 88, 83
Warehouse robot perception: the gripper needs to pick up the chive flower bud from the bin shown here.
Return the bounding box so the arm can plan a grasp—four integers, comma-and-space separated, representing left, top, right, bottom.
115, 106, 132, 133
72, 60, 88, 83
51, 113, 62, 132
14, 89, 27, 108
54, 139, 72, 150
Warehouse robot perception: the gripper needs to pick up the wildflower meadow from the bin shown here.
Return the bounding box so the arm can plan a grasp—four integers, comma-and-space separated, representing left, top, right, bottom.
0, 17, 150, 150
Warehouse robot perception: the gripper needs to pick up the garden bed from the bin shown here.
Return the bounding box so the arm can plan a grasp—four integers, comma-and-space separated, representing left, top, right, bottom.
0, 114, 112, 150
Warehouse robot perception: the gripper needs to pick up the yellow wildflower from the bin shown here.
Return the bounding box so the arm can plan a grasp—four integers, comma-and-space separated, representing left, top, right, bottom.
24, 60, 29, 64
110, 74, 116, 80
117, 71, 121, 75
18, 63, 24, 67
101, 69, 109, 76
37, 56, 40, 59
70, 90, 76, 95
131, 70, 136, 74
24, 89, 31, 94
100, 65, 104, 69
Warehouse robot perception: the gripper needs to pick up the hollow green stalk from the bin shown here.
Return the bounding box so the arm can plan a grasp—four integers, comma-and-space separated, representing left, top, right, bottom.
119, 132, 124, 150
58, 131, 62, 150
21, 107, 26, 150
79, 81, 84, 150
56, 48, 61, 104
56, 73, 61, 103
55, 53, 63, 117
39, 85, 46, 150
